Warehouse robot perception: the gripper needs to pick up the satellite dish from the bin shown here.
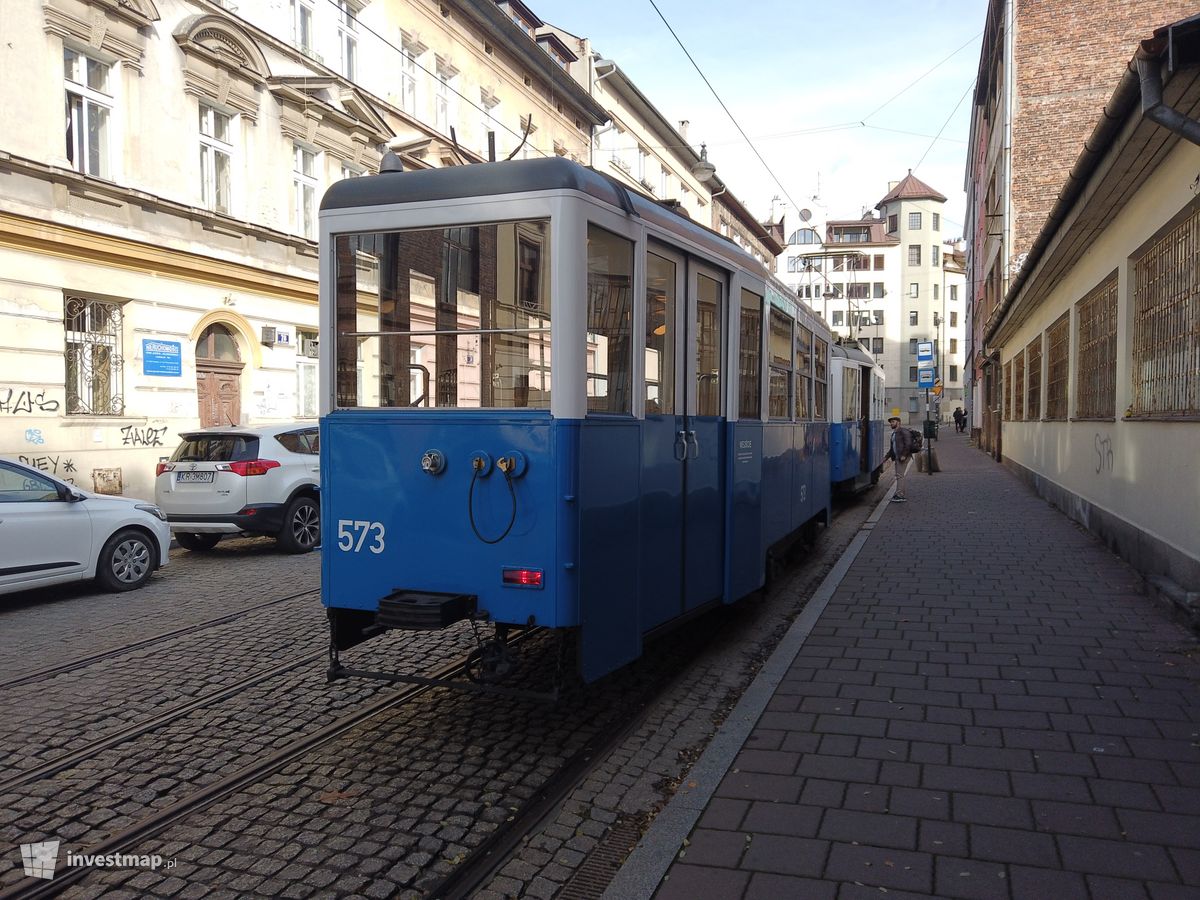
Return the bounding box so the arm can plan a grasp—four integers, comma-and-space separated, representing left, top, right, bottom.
799, 208, 812, 222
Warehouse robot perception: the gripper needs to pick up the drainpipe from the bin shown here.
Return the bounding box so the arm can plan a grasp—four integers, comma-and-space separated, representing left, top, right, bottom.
1136, 52, 1200, 146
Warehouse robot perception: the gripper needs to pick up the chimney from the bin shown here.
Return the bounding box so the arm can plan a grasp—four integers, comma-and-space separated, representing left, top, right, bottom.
678, 120, 689, 141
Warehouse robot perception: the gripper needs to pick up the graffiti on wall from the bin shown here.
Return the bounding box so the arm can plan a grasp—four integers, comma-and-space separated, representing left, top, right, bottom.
120, 425, 168, 447
18, 455, 77, 484
1094, 433, 1114, 475
24, 429, 45, 445
0, 388, 60, 415
92, 468, 123, 495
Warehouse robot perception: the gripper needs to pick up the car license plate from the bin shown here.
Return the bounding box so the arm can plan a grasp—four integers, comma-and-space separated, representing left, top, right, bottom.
177, 471, 214, 483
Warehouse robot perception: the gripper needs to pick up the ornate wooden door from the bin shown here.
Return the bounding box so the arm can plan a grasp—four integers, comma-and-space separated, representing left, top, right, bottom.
197, 366, 241, 427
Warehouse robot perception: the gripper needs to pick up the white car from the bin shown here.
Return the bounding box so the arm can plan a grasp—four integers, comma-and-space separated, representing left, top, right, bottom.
154, 424, 320, 554
0, 457, 171, 596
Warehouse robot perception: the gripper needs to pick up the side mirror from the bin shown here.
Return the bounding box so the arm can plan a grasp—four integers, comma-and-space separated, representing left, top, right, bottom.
59, 485, 86, 502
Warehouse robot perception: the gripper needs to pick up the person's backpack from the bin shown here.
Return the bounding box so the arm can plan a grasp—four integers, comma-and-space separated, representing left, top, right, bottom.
909, 428, 924, 452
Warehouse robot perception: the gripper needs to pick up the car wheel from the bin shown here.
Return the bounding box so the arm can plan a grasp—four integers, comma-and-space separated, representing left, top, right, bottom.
96, 528, 157, 592
176, 532, 222, 552
277, 495, 320, 554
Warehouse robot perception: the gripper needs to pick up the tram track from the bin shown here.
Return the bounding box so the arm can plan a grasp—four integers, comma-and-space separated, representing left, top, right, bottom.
0, 632, 541, 900
0, 589, 320, 691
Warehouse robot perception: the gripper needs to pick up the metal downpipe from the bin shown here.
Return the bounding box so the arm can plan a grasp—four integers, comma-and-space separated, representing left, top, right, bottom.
1136, 54, 1200, 146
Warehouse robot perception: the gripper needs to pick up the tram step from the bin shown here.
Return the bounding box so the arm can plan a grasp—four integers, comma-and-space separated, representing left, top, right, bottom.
377, 589, 477, 630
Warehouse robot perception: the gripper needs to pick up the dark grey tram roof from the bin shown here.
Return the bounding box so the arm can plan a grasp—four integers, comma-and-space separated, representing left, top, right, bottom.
831, 341, 876, 366
320, 157, 764, 275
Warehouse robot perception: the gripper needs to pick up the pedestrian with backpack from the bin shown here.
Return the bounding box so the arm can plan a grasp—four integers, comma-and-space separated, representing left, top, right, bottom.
885, 416, 914, 502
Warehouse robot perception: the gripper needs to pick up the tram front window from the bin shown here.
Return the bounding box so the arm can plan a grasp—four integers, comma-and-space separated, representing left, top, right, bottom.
333, 220, 551, 409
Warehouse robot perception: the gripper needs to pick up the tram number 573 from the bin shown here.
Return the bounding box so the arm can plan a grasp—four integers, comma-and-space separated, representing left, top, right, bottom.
337, 520, 386, 554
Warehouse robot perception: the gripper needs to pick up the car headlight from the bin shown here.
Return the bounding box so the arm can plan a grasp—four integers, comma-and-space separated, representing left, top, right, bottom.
136, 504, 169, 522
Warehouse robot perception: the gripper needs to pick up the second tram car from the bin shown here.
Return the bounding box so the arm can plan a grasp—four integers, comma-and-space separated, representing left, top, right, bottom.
318, 157, 838, 688
829, 343, 888, 492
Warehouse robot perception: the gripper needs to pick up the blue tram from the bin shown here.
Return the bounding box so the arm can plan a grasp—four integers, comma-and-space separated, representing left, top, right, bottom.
829, 343, 888, 492
317, 156, 837, 686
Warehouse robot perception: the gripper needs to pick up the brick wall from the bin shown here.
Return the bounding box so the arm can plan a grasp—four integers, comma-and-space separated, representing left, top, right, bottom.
1010, 0, 1197, 261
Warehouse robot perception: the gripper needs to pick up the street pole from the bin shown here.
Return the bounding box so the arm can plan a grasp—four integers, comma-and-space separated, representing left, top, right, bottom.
925, 386, 932, 475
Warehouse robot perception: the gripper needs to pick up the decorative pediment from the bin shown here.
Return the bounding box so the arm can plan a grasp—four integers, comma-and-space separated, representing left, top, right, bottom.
269, 78, 390, 170
399, 29, 428, 57
43, 0, 160, 72
174, 16, 269, 122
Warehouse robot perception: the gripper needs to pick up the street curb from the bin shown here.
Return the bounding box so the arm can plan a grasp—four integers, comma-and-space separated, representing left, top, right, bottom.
600, 485, 897, 900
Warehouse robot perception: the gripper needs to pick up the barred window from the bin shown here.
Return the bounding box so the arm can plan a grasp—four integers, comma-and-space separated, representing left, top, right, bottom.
1025, 336, 1042, 420
1045, 313, 1070, 420
65, 295, 124, 415
1131, 204, 1199, 417
1003, 360, 1013, 421
1013, 352, 1025, 421
1075, 275, 1117, 418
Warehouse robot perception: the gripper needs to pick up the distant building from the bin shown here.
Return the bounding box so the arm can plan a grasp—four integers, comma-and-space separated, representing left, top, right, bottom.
777, 173, 965, 424
979, 15, 1200, 601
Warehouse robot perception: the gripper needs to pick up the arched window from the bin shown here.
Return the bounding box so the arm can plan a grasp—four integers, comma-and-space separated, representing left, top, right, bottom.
788, 227, 820, 245
196, 323, 240, 362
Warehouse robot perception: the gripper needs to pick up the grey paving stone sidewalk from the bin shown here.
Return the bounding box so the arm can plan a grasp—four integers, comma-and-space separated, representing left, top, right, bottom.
641, 433, 1200, 899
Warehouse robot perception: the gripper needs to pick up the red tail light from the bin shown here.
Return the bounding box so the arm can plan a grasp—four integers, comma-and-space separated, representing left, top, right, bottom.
228, 459, 281, 477
155, 462, 173, 477
502, 568, 543, 588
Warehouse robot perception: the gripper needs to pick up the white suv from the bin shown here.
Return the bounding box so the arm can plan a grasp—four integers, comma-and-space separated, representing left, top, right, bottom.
154, 424, 320, 553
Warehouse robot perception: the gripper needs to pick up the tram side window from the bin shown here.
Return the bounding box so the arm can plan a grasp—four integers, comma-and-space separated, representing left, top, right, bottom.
332, 220, 551, 409
842, 365, 862, 421
795, 326, 813, 419
813, 337, 828, 419
738, 290, 763, 420
586, 225, 633, 414
645, 251, 677, 415
767, 309, 792, 418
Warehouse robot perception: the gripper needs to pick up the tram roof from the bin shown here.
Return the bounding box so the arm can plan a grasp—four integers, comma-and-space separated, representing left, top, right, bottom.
831, 341, 876, 366
321, 157, 764, 275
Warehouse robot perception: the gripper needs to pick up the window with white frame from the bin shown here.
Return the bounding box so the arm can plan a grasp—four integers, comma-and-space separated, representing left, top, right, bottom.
908, 211, 921, 229
932, 212, 941, 230
908, 245, 921, 265
292, 0, 314, 55
479, 91, 499, 156
199, 105, 232, 214
64, 294, 124, 416
337, 0, 357, 80
909, 284, 919, 299
637, 146, 649, 183
909, 311, 918, 326
933, 284, 939, 300
659, 165, 668, 198
400, 39, 421, 115
931, 245, 940, 267
64, 48, 112, 179
297, 328, 319, 417
340, 162, 364, 180
293, 145, 318, 239
950, 284, 958, 301
435, 60, 458, 134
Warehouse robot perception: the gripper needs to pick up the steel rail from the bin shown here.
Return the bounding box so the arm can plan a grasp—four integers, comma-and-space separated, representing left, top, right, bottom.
0, 652, 322, 795
0, 631, 539, 900
0, 589, 319, 690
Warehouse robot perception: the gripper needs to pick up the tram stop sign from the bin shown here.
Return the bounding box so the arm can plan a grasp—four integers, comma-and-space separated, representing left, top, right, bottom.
933, 378, 944, 397
917, 368, 935, 388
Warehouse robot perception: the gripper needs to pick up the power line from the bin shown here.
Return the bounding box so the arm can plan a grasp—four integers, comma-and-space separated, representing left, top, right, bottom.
863, 30, 984, 122
912, 80, 975, 175
646, 0, 804, 214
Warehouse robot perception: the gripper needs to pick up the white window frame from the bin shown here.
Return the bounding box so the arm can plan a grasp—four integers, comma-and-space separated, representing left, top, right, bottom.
435, 60, 458, 135
908, 211, 922, 229
400, 43, 420, 115
479, 92, 500, 157
64, 47, 113, 179
337, 0, 358, 80
293, 144, 319, 239
292, 0, 315, 55
199, 104, 233, 215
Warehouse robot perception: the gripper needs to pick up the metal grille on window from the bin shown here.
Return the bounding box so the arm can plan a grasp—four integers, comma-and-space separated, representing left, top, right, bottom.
1045, 313, 1070, 420
1025, 336, 1042, 420
1075, 275, 1117, 418
1013, 355, 1024, 421
1131, 205, 1199, 417
65, 295, 124, 415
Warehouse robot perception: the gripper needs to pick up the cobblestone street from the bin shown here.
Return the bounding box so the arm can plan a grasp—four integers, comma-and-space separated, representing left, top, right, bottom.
1, 492, 883, 898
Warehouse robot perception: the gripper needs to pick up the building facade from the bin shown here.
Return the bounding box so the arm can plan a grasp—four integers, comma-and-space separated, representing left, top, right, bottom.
777, 174, 965, 425
0, 0, 605, 500
962, 0, 1198, 455
985, 17, 1200, 599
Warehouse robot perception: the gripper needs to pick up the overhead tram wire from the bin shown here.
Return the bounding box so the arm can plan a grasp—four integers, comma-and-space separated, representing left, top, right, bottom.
645, 0, 804, 213
862, 30, 984, 123
912, 79, 976, 175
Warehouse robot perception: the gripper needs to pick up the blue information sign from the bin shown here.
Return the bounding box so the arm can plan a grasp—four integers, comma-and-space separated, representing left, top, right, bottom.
143, 339, 182, 376
917, 341, 934, 363
917, 367, 935, 388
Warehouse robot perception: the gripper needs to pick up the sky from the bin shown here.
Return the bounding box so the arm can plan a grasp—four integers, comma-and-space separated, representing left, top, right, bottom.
530, 0, 990, 240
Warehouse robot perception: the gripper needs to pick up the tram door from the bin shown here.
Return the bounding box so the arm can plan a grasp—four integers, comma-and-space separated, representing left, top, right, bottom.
640, 250, 726, 631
